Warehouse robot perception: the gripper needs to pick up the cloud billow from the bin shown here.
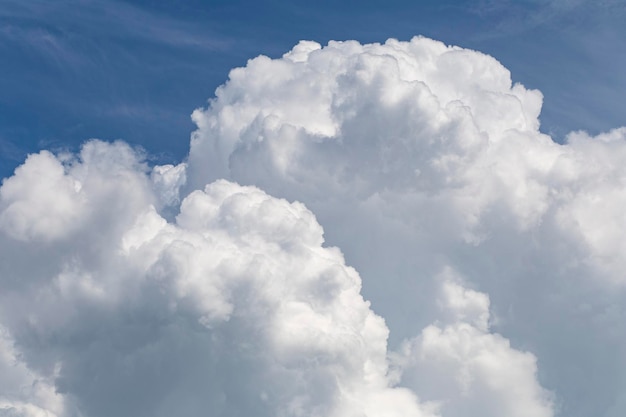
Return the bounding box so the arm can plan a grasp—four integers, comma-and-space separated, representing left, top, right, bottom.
0, 141, 437, 417
188, 36, 626, 417
1, 36, 626, 416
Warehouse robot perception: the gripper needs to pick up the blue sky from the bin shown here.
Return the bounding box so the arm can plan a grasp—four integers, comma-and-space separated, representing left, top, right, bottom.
1, 0, 625, 179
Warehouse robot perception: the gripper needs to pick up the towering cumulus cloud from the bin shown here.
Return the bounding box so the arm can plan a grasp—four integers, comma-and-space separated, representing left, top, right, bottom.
188, 37, 626, 417
0, 36, 624, 416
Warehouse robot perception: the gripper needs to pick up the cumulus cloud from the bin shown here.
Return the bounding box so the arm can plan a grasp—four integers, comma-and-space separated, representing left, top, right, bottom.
2, 36, 626, 417
393, 269, 554, 417
187, 36, 626, 416
0, 141, 438, 417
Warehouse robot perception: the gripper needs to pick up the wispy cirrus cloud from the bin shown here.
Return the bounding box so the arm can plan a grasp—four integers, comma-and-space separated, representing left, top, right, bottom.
467, 0, 626, 37
0, 0, 230, 53
0, 0, 235, 180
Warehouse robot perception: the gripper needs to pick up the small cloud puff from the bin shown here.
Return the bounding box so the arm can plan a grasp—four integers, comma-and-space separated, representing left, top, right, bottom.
393, 271, 554, 417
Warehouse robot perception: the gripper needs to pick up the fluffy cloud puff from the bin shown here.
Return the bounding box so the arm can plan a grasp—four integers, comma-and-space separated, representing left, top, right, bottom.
0, 141, 442, 417
393, 269, 554, 417
188, 37, 626, 416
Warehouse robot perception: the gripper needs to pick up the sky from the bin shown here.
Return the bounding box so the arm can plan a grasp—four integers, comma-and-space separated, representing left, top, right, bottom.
1, 0, 625, 179
1, 1, 626, 417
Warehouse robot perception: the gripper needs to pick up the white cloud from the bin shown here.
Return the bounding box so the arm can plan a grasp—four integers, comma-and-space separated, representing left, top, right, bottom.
3, 35, 626, 417
553, 127, 626, 279
0, 142, 437, 417
187, 36, 626, 416
0, 150, 86, 242
393, 270, 554, 417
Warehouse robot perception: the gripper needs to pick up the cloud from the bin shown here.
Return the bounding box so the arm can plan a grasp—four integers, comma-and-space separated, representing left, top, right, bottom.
0, 0, 228, 52
0, 327, 65, 417
392, 269, 554, 417
2, 35, 626, 417
0, 141, 439, 417
187, 36, 626, 416
468, 0, 625, 38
